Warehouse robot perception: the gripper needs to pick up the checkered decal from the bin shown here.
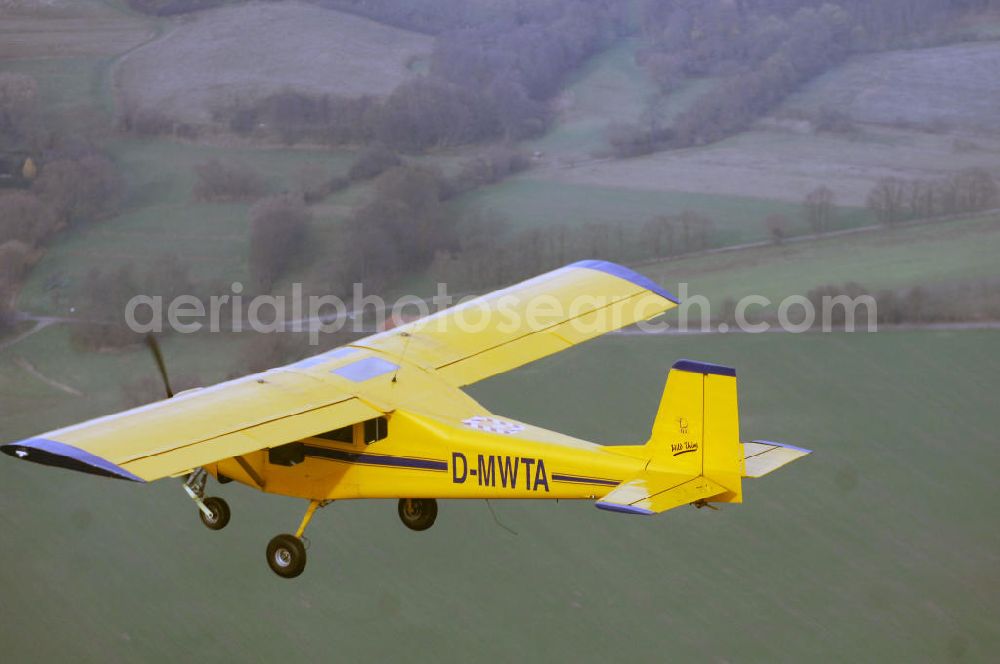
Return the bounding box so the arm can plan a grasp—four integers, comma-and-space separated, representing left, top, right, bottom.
461, 416, 525, 435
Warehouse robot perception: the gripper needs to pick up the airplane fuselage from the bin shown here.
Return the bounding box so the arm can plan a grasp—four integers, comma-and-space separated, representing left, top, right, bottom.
211, 405, 663, 503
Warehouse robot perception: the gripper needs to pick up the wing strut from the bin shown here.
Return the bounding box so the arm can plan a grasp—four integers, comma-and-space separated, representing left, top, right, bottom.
234, 455, 265, 488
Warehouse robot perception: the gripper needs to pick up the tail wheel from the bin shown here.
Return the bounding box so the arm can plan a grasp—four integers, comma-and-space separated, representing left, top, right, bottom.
267, 534, 307, 578
199, 496, 230, 531
398, 498, 438, 531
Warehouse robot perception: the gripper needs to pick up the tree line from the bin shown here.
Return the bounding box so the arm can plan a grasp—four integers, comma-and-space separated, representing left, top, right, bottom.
867, 168, 998, 226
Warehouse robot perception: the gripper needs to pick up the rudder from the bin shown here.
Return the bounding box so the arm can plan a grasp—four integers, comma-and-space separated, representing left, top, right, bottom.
646, 359, 744, 502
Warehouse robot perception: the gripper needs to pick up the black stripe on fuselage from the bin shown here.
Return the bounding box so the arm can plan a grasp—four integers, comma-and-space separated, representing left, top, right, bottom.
302, 445, 448, 472
550, 473, 620, 487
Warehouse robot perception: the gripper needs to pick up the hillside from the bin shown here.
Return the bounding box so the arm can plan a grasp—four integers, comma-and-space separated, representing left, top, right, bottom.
0, 0, 153, 59
115, 1, 432, 123
7, 6, 1000, 319
783, 41, 1000, 134
514, 39, 1000, 208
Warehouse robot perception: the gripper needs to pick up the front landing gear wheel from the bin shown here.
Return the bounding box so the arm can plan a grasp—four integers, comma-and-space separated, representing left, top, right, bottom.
199, 496, 230, 530
267, 534, 307, 578
398, 498, 437, 531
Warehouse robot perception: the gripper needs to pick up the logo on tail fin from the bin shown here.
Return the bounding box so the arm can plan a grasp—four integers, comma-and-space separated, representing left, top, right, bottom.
671, 441, 698, 456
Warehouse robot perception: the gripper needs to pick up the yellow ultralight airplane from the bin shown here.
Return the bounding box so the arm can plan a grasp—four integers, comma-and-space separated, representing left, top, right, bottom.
2, 261, 810, 578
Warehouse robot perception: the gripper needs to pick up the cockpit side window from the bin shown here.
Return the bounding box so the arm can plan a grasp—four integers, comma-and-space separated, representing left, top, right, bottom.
363, 417, 388, 444
314, 425, 354, 444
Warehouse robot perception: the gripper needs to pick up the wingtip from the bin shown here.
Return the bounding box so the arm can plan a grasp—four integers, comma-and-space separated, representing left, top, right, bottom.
1, 438, 146, 482
672, 359, 737, 377
752, 439, 812, 455
595, 502, 655, 516
569, 260, 679, 304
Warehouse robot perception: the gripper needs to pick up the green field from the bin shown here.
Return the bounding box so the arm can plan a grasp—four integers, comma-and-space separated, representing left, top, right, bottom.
524, 39, 714, 159
2, 55, 116, 129
0, 329, 998, 661
525, 39, 654, 157
17, 138, 357, 315
643, 214, 1000, 304
452, 176, 870, 241
0, 324, 250, 436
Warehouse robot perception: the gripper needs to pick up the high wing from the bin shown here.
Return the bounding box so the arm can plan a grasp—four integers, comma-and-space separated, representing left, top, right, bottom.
1, 260, 676, 484
351, 260, 678, 386
2, 370, 381, 482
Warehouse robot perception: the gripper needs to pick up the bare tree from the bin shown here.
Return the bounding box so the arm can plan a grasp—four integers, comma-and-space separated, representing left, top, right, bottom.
907, 179, 936, 219
764, 213, 789, 245
0, 191, 57, 247
295, 163, 332, 204
676, 210, 715, 252
193, 158, 266, 202
348, 145, 400, 181
0, 240, 31, 292
606, 122, 655, 158
32, 155, 123, 225
952, 168, 998, 213
641, 216, 675, 258
346, 165, 454, 276
0, 72, 38, 141
867, 177, 907, 226
249, 195, 310, 291
804, 185, 835, 234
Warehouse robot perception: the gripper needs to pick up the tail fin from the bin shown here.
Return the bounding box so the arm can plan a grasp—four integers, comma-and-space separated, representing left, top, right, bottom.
596, 360, 812, 515
646, 359, 744, 502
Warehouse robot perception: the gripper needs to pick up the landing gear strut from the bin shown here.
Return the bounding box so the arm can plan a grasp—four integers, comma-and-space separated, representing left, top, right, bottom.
398, 498, 438, 531
184, 469, 230, 530
266, 499, 329, 579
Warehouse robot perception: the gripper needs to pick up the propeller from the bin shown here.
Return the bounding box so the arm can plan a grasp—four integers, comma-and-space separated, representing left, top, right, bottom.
144, 335, 174, 399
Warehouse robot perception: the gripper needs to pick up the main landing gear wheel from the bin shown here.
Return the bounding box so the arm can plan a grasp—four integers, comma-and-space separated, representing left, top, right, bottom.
398, 498, 438, 531
199, 496, 230, 531
267, 534, 307, 579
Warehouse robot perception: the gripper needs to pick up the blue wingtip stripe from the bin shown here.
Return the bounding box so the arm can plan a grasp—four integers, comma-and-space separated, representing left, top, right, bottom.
672, 359, 737, 377
569, 260, 679, 304
752, 440, 813, 454
595, 502, 655, 516
1, 438, 145, 482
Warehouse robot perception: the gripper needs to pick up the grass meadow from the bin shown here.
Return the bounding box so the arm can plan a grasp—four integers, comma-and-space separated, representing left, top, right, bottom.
0, 329, 997, 661
644, 213, 1000, 304
451, 176, 871, 240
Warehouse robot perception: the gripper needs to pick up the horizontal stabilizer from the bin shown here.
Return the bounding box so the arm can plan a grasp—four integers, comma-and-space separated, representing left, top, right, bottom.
742, 440, 811, 478
596, 474, 727, 515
